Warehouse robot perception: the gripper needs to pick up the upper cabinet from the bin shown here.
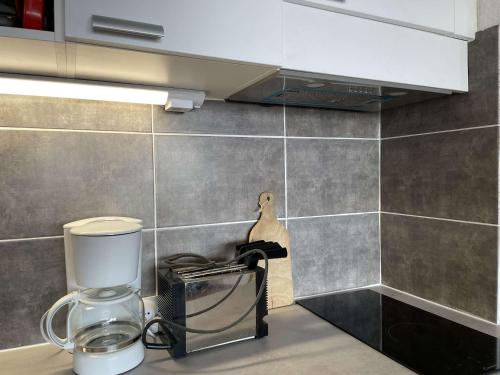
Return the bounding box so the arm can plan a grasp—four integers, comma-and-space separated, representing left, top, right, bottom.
0, 0, 477, 101
285, 0, 476, 41
282, 2, 469, 92
64, 0, 282, 66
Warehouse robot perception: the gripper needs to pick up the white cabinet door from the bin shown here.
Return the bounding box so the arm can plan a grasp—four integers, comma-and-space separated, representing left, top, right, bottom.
283, 3, 468, 92
64, 0, 282, 66
454, 0, 477, 40
285, 0, 473, 40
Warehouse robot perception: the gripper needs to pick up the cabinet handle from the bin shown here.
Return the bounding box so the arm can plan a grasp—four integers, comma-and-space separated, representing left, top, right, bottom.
91, 15, 164, 39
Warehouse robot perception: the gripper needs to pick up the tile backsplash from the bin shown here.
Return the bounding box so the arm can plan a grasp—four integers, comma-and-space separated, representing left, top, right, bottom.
381, 214, 498, 321
381, 26, 500, 322
154, 135, 285, 226
381, 128, 498, 224
287, 138, 379, 217
0, 131, 155, 239
290, 214, 380, 297
0, 98, 380, 349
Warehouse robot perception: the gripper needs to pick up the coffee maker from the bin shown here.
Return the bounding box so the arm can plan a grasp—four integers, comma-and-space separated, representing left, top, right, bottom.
41, 217, 145, 375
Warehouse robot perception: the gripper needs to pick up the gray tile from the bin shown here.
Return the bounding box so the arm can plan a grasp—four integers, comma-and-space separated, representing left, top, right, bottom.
0, 232, 156, 350
478, 2, 500, 31
286, 106, 379, 138
0, 238, 67, 349
0, 95, 152, 132
153, 101, 283, 136
289, 214, 380, 297
0, 130, 154, 239
141, 231, 156, 297
157, 222, 254, 262
382, 26, 499, 137
381, 127, 498, 223
381, 214, 498, 322
287, 139, 379, 217
155, 136, 285, 227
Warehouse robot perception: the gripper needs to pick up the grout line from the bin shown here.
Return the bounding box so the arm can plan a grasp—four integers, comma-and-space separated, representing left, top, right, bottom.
145, 213, 374, 231
151, 105, 159, 296
0, 126, 152, 135
286, 136, 378, 141
381, 211, 498, 227
155, 219, 260, 232
0, 213, 382, 243
0, 126, 378, 141
0, 235, 63, 243
378, 112, 383, 342
496, 129, 500, 324
154, 132, 378, 141
378, 112, 382, 285
288, 212, 379, 221
294, 283, 381, 301
284, 104, 288, 229
154, 132, 283, 139
381, 124, 499, 140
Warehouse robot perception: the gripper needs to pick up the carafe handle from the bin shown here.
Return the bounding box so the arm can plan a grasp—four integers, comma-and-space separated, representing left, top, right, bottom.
42, 292, 78, 350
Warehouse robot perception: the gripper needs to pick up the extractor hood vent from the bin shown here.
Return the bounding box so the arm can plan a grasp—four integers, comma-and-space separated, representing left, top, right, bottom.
229, 71, 450, 112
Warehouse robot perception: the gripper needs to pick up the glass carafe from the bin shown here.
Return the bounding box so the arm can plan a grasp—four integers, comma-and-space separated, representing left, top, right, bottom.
41, 286, 144, 353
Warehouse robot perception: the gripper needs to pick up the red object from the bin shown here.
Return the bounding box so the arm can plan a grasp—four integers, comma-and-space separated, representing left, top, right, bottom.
23, 0, 44, 30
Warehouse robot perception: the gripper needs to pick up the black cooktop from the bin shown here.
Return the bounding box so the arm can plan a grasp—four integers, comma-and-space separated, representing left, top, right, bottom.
297, 289, 499, 375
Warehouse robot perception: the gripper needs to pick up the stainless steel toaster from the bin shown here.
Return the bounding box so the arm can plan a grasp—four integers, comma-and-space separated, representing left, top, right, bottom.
156, 264, 268, 358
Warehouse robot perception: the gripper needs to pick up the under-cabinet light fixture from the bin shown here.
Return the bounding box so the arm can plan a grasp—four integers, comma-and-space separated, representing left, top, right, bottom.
0, 74, 205, 112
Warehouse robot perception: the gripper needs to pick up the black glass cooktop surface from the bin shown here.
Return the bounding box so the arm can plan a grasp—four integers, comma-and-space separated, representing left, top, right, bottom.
297, 289, 499, 375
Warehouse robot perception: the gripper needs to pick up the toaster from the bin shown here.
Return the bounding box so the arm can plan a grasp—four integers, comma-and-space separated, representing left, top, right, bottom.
155, 263, 268, 358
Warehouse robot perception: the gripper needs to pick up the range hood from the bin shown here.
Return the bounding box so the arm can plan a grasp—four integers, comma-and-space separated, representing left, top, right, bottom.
228, 70, 450, 112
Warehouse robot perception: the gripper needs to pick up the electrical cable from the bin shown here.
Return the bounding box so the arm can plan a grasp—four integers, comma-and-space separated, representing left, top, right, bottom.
142, 249, 268, 348
162, 252, 245, 318
162, 253, 217, 270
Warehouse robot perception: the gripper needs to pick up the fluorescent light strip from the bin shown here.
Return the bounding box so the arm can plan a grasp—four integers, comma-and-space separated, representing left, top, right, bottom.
0, 74, 171, 105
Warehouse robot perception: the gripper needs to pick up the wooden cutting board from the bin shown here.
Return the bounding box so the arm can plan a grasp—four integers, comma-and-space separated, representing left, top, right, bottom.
249, 192, 294, 309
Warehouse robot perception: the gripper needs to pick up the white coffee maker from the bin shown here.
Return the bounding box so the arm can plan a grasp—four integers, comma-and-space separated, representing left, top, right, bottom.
41, 217, 145, 375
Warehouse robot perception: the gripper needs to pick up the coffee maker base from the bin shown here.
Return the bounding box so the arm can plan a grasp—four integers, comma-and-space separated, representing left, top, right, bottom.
73, 340, 144, 375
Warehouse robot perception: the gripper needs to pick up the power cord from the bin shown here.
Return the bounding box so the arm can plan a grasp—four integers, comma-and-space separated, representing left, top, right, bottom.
142, 249, 268, 349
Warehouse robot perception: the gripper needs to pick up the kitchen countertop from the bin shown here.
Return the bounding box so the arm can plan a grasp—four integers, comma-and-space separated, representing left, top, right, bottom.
0, 305, 413, 375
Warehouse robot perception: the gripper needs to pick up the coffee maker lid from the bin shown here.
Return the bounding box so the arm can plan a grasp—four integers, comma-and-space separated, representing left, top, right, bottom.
70, 219, 142, 236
